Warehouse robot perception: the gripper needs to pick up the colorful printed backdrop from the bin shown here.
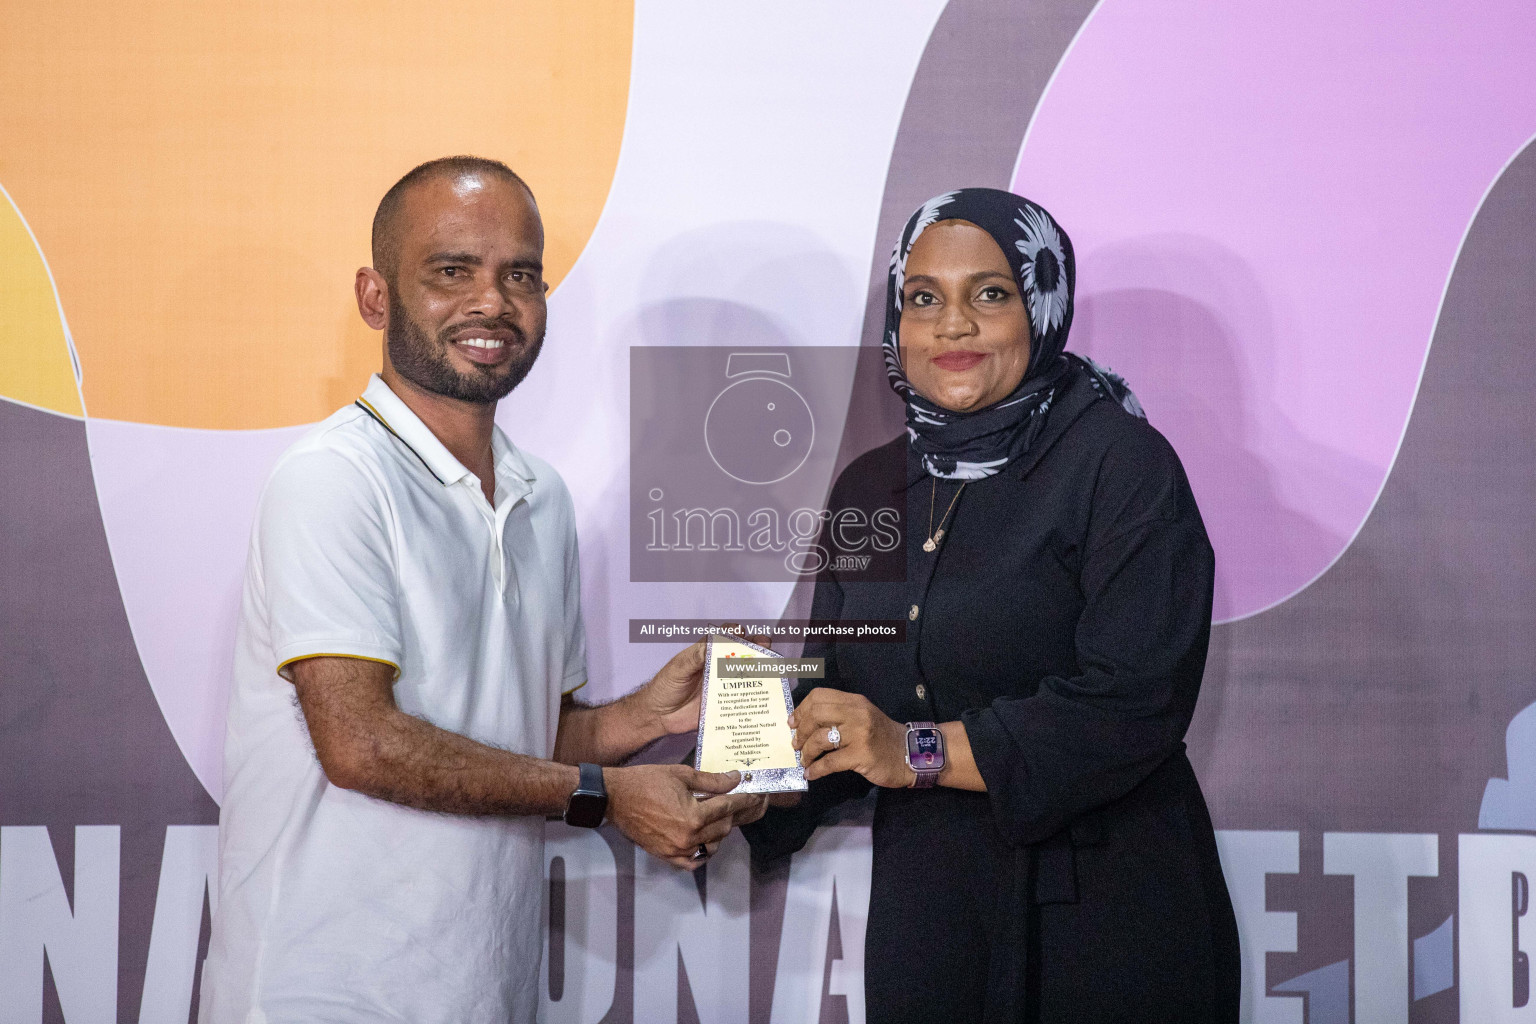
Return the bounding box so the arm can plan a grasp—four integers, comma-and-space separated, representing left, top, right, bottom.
3, 2, 1535, 1021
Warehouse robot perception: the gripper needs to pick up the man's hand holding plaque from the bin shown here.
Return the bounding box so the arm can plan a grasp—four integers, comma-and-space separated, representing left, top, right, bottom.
694, 633, 813, 794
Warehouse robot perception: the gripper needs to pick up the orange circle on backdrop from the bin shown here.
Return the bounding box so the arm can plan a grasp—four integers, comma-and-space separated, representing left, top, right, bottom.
0, 1, 632, 429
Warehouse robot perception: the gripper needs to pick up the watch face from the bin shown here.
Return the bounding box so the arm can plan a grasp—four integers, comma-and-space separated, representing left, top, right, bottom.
907, 727, 944, 770
564, 791, 607, 829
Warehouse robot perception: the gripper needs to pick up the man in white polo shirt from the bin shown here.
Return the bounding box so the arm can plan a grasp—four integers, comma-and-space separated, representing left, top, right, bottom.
200, 156, 763, 1023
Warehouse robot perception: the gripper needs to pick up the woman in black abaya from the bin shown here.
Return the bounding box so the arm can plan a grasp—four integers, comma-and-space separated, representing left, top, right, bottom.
743, 188, 1240, 1024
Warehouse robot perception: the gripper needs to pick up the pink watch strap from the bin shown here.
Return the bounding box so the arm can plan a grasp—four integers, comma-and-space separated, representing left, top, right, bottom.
907, 721, 942, 788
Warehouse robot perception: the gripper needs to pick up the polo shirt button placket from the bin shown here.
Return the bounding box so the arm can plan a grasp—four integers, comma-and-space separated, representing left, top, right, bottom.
488, 520, 506, 597
492, 499, 521, 605
469, 482, 502, 593
499, 540, 516, 602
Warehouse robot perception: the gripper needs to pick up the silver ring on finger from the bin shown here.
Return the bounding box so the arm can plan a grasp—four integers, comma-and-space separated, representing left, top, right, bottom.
692, 843, 710, 861
826, 726, 841, 748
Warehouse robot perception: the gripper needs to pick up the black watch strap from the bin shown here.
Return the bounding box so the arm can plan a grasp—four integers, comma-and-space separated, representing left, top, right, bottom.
579, 761, 605, 795
563, 762, 608, 828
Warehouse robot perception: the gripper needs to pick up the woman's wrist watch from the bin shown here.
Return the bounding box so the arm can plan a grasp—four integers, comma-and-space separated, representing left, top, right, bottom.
904, 722, 945, 788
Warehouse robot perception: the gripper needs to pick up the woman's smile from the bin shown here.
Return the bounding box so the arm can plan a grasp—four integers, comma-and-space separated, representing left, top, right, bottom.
931, 349, 987, 372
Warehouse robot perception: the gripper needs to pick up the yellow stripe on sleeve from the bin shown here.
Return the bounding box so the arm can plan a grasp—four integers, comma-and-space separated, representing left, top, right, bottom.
277, 653, 402, 681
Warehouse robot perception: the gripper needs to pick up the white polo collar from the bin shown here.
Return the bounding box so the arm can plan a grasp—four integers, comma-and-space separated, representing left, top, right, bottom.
357, 375, 535, 491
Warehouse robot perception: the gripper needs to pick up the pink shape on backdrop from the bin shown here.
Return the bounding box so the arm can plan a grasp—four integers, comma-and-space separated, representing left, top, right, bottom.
1013, 1, 1536, 621
89, 419, 306, 801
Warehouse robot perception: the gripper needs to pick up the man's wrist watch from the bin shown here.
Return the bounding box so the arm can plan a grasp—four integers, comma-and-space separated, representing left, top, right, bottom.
905, 721, 945, 788
564, 762, 608, 828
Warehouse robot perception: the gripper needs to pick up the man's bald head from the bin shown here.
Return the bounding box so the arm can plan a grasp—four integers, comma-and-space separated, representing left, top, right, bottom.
371, 156, 535, 284
356, 155, 548, 407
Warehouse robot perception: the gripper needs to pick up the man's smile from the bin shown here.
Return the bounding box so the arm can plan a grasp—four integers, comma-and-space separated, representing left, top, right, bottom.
449, 328, 522, 365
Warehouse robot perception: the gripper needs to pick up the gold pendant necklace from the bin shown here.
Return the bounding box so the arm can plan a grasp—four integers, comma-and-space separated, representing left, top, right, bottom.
924, 477, 967, 552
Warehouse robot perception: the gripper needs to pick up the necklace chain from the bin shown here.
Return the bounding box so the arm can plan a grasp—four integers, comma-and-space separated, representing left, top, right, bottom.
924, 477, 967, 553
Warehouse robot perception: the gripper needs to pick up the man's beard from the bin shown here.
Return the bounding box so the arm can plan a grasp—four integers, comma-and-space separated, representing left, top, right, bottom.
386, 292, 543, 404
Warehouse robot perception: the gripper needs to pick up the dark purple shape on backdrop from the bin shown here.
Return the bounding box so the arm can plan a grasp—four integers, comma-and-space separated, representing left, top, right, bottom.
0, 402, 218, 1022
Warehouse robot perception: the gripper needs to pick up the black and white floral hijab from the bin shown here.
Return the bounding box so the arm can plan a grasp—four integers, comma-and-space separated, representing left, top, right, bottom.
882, 187, 1144, 480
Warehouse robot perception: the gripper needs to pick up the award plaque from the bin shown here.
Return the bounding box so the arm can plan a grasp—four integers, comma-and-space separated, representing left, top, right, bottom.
694, 634, 809, 794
